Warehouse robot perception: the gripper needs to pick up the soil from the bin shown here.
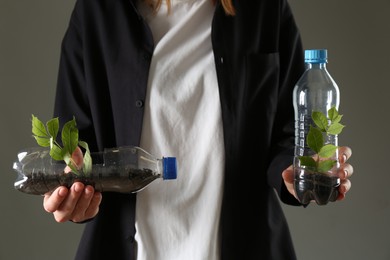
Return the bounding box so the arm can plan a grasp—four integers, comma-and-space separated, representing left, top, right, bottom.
15, 168, 159, 195
294, 170, 340, 205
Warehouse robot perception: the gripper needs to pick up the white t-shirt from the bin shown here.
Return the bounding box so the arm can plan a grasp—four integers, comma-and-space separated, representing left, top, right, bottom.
135, 0, 225, 259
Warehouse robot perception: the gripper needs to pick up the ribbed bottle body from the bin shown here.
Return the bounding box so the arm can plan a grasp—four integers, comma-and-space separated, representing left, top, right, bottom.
292, 49, 341, 205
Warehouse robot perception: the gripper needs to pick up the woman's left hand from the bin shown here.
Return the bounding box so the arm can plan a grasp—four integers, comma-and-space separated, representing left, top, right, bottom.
282, 146, 353, 202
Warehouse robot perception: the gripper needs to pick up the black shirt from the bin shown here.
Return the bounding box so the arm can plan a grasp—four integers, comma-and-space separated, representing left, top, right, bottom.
54, 0, 305, 259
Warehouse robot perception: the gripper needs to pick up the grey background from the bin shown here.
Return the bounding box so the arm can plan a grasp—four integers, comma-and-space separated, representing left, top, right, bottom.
0, 0, 389, 259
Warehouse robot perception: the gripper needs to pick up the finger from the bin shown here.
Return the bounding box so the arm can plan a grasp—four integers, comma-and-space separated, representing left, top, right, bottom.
43, 186, 69, 213
64, 147, 84, 173
52, 182, 85, 222
83, 191, 102, 220
337, 179, 351, 201
70, 185, 97, 222
282, 165, 294, 183
339, 146, 352, 163
282, 165, 298, 199
72, 146, 84, 168
339, 163, 354, 179
64, 166, 72, 174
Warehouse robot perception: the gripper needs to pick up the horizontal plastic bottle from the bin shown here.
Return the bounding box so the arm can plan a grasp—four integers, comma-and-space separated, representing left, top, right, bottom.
293, 49, 340, 205
13, 146, 177, 195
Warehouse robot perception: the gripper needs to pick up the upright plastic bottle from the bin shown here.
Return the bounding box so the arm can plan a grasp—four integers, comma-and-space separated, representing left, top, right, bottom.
13, 146, 177, 195
293, 49, 340, 205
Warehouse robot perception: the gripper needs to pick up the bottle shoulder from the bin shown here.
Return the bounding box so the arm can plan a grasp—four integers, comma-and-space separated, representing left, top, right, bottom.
294, 68, 338, 91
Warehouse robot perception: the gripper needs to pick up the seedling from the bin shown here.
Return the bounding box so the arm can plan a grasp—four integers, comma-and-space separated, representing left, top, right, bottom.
31, 115, 92, 175
298, 107, 345, 173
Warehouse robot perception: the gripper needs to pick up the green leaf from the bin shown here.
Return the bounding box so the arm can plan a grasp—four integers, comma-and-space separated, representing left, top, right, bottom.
50, 136, 54, 149
298, 156, 317, 168
46, 117, 59, 139
328, 107, 338, 121
307, 126, 324, 153
49, 145, 64, 161
327, 122, 345, 135
300, 106, 345, 174
62, 117, 79, 155
63, 152, 71, 165
79, 141, 92, 175
318, 144, 338, 158
317, 159, 337, 173
332, 114, 343, 124
312, 111, 328, 132
32, 115, 49, 138
68, 164, 80, 175
328, 106, 343, 124
33, 135, 50, 147
31, 115, 93, 176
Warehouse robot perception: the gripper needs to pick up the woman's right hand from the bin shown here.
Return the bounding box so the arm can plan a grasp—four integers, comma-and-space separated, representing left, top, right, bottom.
43, 146, 102, 223
43, 183, 102, 223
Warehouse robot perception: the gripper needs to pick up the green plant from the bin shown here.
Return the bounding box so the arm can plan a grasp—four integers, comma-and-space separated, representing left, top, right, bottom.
299, 107, 345, 173
31, 115, 92, 175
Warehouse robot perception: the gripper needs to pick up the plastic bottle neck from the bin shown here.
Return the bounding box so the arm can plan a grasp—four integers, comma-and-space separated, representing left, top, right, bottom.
305, 62, 327, 70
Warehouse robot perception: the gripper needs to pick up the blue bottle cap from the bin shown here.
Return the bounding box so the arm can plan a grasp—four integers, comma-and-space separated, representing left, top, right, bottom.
305, 49, 328, 63
162, 157, 177, 180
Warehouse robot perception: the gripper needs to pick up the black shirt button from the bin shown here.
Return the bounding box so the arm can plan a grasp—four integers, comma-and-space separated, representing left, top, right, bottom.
135, 100, 144, 108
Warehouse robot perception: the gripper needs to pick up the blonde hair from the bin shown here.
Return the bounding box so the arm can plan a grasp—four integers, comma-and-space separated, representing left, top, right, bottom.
143, 0, 236, 16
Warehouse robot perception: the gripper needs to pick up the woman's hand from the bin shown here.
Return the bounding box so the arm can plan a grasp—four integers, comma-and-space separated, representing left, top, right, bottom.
43, 147, 102, 223
282, 146, 353, 202
43, 183, 102, 223
335, 146, 353, 200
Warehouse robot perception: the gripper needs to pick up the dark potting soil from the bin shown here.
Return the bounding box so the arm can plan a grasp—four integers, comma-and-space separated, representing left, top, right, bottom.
294, 171, 340, 205
16, 168, 159, 195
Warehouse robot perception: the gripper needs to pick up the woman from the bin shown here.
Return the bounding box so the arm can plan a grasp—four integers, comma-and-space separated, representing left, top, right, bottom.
43, 0, 353, 259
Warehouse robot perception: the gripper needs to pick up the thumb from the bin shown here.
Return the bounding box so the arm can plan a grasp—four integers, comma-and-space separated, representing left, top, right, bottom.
282, 165, 294, 184
71, 146, 84, 167
64, 146, 84, 173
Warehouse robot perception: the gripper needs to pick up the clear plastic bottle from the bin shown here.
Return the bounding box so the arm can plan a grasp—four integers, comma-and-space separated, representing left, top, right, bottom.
13, 146, 177, 195
293, 49, 340, 205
